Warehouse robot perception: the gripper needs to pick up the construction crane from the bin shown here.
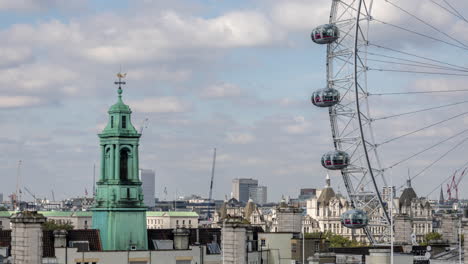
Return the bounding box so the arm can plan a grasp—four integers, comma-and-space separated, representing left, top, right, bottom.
23, 187, 37, 202
14, 160, 22, 210
447, 168, 467, 201
139, 118, 149, 134
207, 148, 217, 220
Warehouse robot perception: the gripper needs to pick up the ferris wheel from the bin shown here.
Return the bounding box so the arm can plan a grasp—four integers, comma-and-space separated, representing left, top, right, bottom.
311, 0, 468, 244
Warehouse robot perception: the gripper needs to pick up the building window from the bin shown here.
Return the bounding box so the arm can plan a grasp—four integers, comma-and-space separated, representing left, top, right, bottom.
120, 148, 129, 180
189, 220, 191, 224
183, 220, 185, 225
176, 220, 179, 225
122, 116, 127, 128
111, 116, 114, 128
261, 239, 266, 247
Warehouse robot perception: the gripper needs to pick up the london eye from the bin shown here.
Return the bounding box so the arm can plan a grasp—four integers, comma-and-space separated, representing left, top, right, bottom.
311, 0, 468, 244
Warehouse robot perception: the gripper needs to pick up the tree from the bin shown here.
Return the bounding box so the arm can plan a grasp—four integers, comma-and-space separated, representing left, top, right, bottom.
306, 231, 366, 248
42, 220, 74, 231
421, 232, 442, 245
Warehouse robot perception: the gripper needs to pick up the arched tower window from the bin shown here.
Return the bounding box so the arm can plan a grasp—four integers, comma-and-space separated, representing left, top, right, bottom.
120, 148, 130, 180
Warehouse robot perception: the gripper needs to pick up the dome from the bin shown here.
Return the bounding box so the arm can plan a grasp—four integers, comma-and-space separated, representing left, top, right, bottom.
311, 24, 339, 44
321, 150, 350, 170
340, 209, 369, 229
108, 88, 131, 114
311, 88, 340, 107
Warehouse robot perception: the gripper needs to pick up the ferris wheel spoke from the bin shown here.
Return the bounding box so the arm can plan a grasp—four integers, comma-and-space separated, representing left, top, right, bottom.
428, 0, 468, 23
424, 160, 468, 198
369, 43, 468, 71
385, 127, 468, 170
383, 0, 468, 49
365, 51, 468, 71
441, 0, 468, 22
373, 100, 468, 121
370, 89, 468, 96
367, 58, 468, 73
377, 110, 468, 147
369, 68, 468, 76
396, 135, 468, 192
372, 19, 468, 51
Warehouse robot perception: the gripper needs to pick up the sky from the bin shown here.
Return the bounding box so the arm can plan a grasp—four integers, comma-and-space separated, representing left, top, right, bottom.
0, 0, 467, 202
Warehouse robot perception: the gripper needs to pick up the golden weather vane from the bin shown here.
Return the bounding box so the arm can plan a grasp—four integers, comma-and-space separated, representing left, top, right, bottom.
114, 72, 127, 89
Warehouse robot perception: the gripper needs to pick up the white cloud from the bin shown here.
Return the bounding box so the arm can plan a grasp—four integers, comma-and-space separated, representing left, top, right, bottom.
226, 132, 255, 144
127, 68, 192, 82
0, 63, 77, 91
202, 83, 243, 98
0, 0, 86, 11
129, 97, 190, 113
0, 47, 33, 67
284, 115, 312, 134
0, 96, 42, 108
271, 0, 330, 31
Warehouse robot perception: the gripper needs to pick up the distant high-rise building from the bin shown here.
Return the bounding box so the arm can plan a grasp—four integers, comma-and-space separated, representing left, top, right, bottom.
140, 169, 156, 207
0, 193, 3, 203
232, 178, 258, 203
299, 188, 316, 200
250, 186, 267, 205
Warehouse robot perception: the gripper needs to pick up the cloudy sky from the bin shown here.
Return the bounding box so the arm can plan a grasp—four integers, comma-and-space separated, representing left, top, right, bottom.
0, 0, 467, 202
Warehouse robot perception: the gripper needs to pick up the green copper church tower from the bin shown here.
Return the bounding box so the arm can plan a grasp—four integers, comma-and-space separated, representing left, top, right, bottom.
92, 74, 148, 250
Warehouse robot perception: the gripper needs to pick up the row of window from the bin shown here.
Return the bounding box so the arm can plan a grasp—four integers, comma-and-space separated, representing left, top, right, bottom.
110, 116, 127, 129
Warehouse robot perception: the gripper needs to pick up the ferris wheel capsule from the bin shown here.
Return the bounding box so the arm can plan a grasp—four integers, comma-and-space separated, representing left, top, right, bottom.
311, 24, 339, 44
311, 88, 340, 107
321, 150, 350, 170
340, 209, 369, 229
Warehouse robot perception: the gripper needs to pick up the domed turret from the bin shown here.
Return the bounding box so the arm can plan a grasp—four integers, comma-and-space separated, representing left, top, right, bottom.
311, 88, 340, 107
340, 209, 369, 229
321, 150, 350, 170
311, 24, 339, 44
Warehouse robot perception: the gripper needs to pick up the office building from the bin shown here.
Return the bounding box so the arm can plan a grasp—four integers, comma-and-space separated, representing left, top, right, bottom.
232, 178, 258, 203
250, 186, 267, 205
140, 169, 156, 207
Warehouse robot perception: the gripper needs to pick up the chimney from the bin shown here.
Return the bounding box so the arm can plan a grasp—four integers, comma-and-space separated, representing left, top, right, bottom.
173, 228, 190, 250
221, 216, 248, 264
53, 230, 68, 248
10, 211, 46, 264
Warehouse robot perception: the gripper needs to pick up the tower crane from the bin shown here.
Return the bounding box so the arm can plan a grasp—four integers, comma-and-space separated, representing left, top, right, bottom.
23, 187, 37, 202
139, 118, 149, 134
207, 148, 217, 220
447, 168, 467, 201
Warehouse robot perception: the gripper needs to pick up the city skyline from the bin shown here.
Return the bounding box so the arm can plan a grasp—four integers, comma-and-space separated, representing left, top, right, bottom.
0, 0, 467, 202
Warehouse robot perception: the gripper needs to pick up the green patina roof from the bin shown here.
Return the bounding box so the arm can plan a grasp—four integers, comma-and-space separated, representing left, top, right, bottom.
0, 211, 92, 218
100, 86, 138, 136
0, 211, 15, 217
108, 89, 131, 114
146, 211, 199, 217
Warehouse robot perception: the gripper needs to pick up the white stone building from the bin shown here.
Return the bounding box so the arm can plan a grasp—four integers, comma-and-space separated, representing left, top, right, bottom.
146, 211, 199, 229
